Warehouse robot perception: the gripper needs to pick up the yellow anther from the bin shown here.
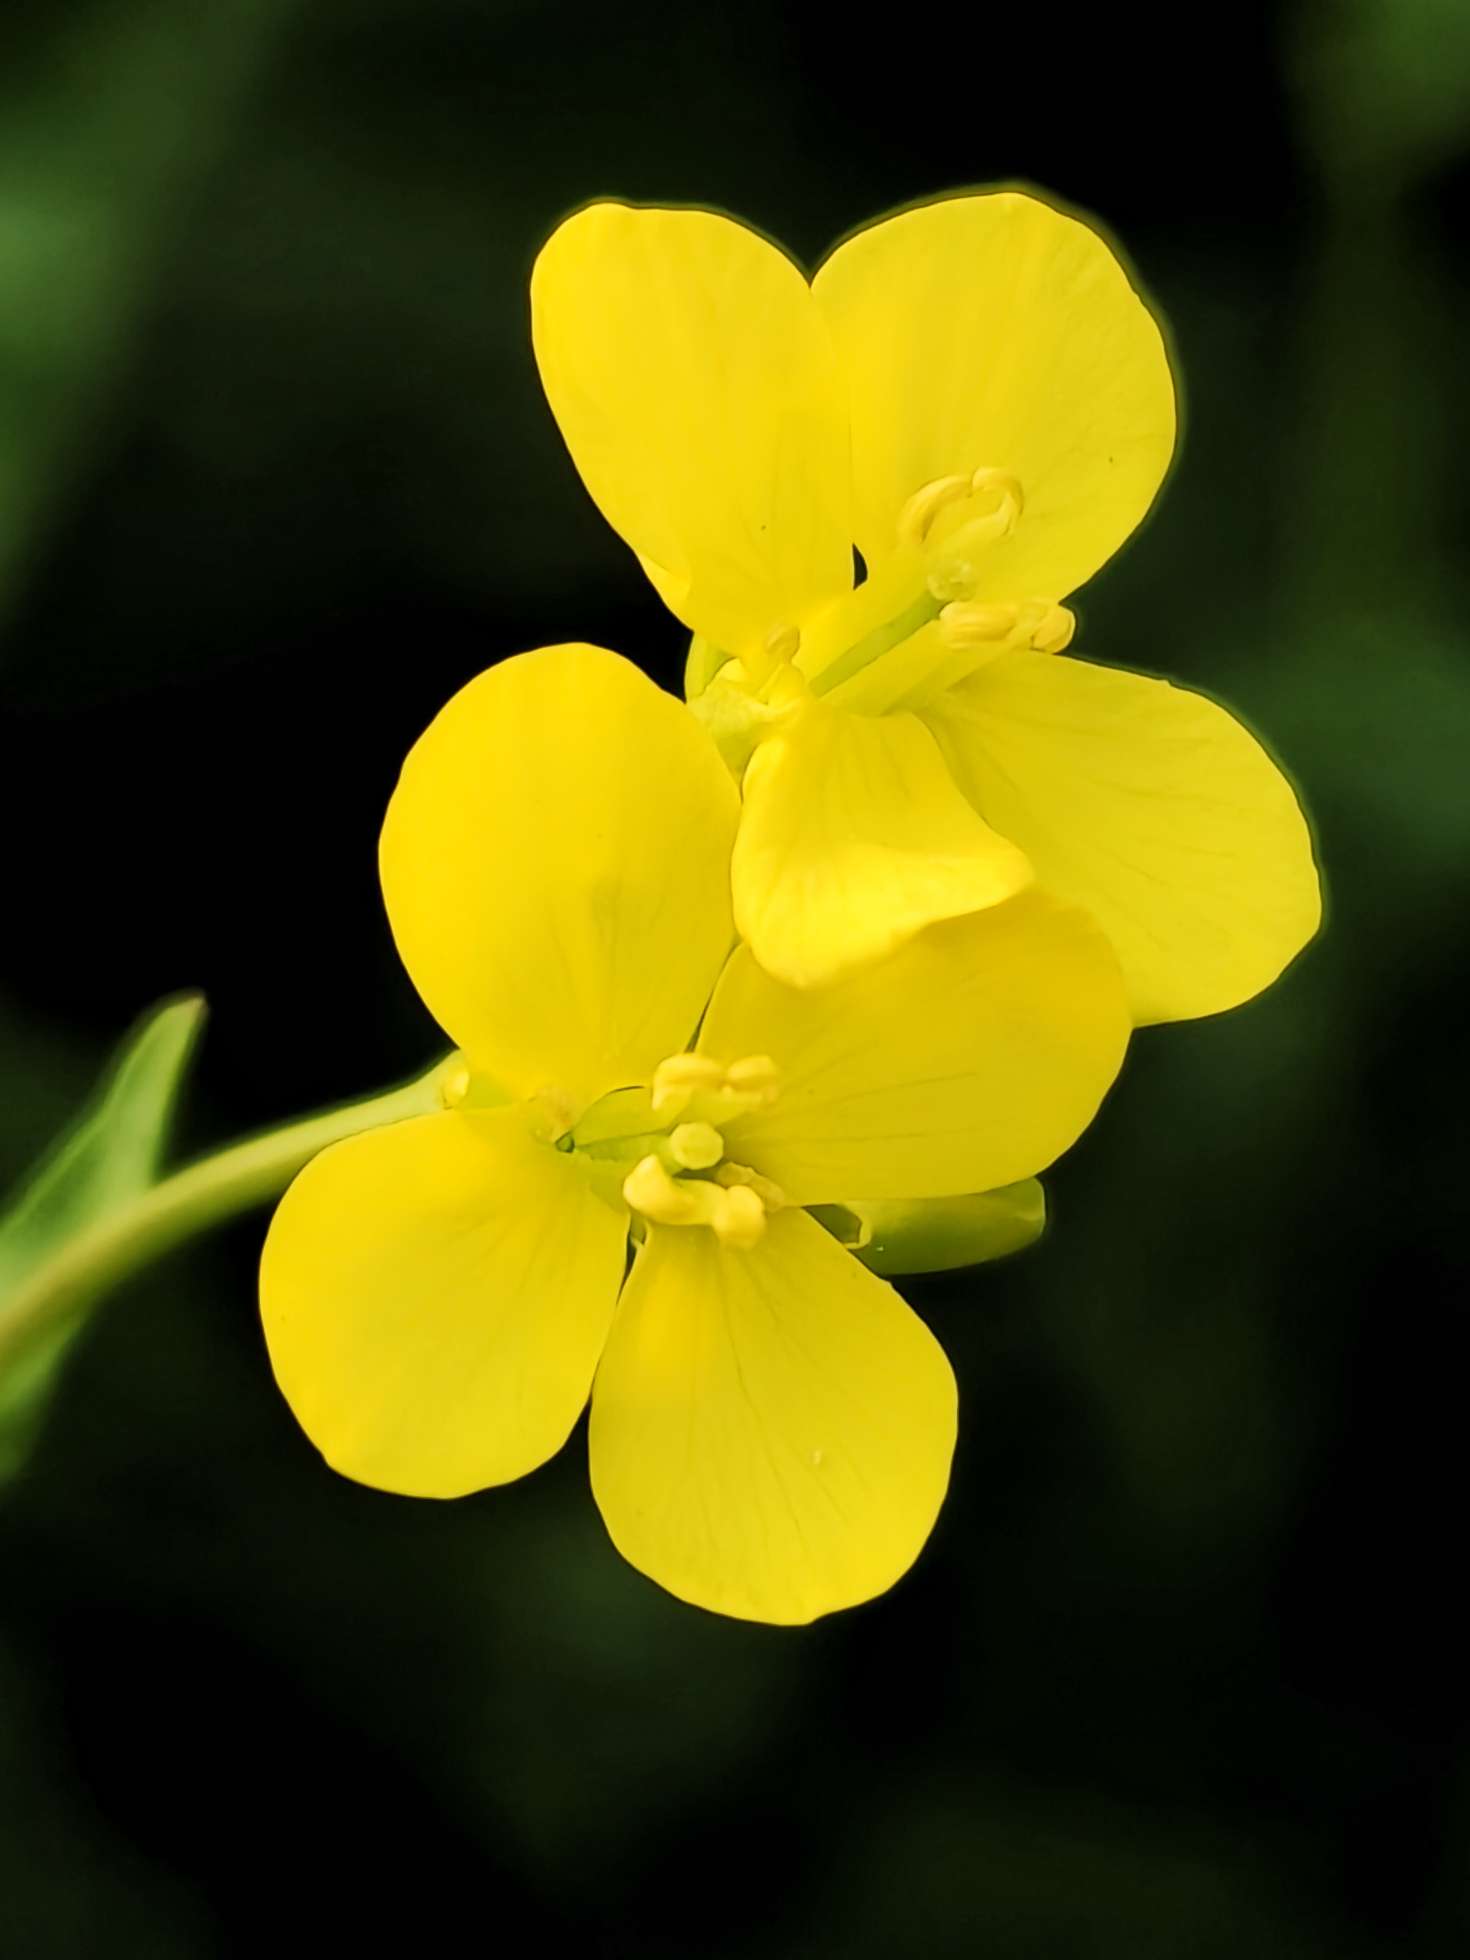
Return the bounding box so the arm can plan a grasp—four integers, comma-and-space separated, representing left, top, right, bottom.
937, 601, 1022, 649
937, 598, 1072, 658
651, 1053, 726, 1116
711, 1184, 767, 1249
669, 1121, 724, 1170
622, 1154, 769, 1249
714, 1161, 786, 1210
623, 1154, 699, 1223
1028, 603, 1075, 653
897, 474, 974, 547
969, 466, 1025, 522
651, 1052, 782, 1126
724, 1055, 781, 1102
924, 469, 1026, 602
440, 1064, 471, 1108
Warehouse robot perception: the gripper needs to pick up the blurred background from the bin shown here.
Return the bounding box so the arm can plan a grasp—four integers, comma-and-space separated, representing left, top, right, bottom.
2, 0, 1468, 1951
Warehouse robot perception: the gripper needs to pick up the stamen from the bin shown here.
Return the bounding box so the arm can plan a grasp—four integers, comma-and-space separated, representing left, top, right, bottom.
925, 468, 1026, 603
969, 467, 1025, 521
937, 599, 1075, 656
650, 1053, 726, 1117
714, 1162, 786, 1210
724, 1055, 781, 1101
896, 474, 973, 548
713, 1186, 767, 1249
1029, 604, 1075, 653
937, 602, 1022, 649
622, 1154, 768, 1249
651, 1052, 782, 1124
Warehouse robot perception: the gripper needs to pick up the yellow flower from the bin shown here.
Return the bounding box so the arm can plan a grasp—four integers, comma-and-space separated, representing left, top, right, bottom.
531, 190, 1322, 1013
259, 644, 1129, 1623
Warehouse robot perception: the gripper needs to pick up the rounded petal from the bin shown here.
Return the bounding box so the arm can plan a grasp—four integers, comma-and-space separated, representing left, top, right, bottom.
812, 191, 1176, 603
924, 650, 1323, 1024
532, 202, 852, 654
589, 1207, 956, 1624
732, 697, 1033, 989
380, 644, 739, 1110
701, 891, 1130, 1207
260, 1108, 629, 1498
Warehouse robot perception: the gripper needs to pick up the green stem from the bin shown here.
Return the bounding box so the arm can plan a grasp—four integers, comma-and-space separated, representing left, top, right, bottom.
806, 589, 938, 700
0, 1054, 452, 1373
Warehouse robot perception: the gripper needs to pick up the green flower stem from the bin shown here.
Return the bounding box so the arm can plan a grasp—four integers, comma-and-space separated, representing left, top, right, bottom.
0, 1053, 453, 1374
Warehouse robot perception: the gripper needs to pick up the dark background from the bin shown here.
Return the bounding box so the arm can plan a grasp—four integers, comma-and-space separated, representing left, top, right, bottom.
3, 0, 1469, 1952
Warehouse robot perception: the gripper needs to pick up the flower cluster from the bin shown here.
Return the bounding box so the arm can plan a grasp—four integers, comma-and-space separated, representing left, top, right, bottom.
259, 191, 1320, 1624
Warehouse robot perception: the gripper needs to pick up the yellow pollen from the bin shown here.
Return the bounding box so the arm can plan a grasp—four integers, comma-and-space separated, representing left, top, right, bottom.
937, 601, 1022, 649
714, 1161, 786, 1210
923, 468, 1027, 603
724, 1054, 780, 1099
713, 1185, 767, 1249
669, 1121, 724, 1170
651, 1052, 782, 1123
969, 466, 1025, 521
622, 1154, 769, 1249
1029, 603, 1075, 653
936, 598, 1075, 658
896, 474, 973, 547
650, 1053, 727, 1116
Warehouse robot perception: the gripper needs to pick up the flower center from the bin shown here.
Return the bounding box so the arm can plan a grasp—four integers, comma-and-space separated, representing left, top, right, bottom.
689, 466, 1074, 745
563, 1054, 785, 1249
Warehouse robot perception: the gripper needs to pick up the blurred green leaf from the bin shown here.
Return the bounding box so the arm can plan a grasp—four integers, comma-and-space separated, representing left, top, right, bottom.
1294, 0, 1470, 189
0, 1, 295, 626
0, 992, 205, 1477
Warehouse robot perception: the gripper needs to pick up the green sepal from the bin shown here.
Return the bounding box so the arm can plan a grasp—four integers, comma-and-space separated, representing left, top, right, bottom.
816, 1180, 1047, 1278
0, 993, 205, 1477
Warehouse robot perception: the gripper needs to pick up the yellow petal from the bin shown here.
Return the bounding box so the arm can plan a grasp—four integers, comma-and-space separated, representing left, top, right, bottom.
260, 1109, 629, 1499
532, 202, 851, 655
812, 191, 1176, 603
701, 891, 1129, 1206
732, 696, 1033, 989
925, 650, 1323, 1024
380, 644, 738, 1110
589, 1207, 956, 1624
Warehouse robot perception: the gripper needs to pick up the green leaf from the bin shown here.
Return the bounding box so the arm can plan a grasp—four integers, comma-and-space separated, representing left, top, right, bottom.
0, 993, 205, 1477
814, 1181, 1047, 1278
0, 2, 298, 627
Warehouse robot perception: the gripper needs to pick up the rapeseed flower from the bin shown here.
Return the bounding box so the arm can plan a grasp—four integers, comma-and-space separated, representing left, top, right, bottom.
531, 190, 1321, 1010
259, 645, 1129, 1623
